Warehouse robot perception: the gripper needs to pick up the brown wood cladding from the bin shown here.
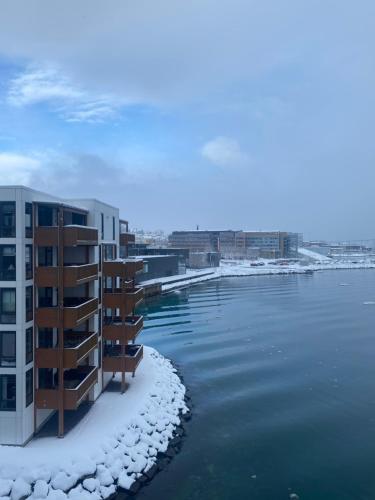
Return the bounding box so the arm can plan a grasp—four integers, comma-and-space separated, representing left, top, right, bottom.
102, 260, 143, 278
102, 345, 143, 373
35, 226, 98, 246
35, 332, 98, 369
103, 316, 143, 343
120, 232, 136, 246
35, 367, 98, 410
35, 263, 99, 287
103, 288, 144, 314
35, 298, 98, 328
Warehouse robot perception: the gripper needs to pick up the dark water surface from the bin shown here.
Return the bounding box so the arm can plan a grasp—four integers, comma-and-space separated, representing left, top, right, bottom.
135, 270, 375, 500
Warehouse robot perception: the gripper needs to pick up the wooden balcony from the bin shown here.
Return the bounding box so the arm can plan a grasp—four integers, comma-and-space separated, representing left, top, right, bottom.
35, 263, 98, 287
35, 298, 98, 328
35, 366, 98, 410
103, 287, 144, 314
35, 226, 98, 247
102, 344, 143, 375
103, 315, 143, 343
120, 232, 135, 246
35, 332, 98, 369
103, 260, 143, 279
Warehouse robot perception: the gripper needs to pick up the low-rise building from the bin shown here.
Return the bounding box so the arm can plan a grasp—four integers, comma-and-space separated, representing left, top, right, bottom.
0, 186, 144, 445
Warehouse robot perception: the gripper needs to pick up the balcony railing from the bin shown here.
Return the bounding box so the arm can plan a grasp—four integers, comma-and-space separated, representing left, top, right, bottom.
103, 287, 144, 313
35, 263, 98, 287
103, 315, 143, 343
120, 232, 135, 246
102, 344, 143, 375
35, 332, 98, 369
35, 225, 98, 247
35, 365, 98, 410
35, 297, 98, 328
103, 260, 143, 279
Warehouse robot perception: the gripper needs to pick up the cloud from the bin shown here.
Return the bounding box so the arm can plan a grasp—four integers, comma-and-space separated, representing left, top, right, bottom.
7, 65, 118, 122
201, 136, 249, 167
0, 152, 41, 183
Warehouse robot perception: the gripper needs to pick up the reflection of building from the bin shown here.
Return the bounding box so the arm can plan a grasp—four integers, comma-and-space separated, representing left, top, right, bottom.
168, 230, 300, 259
0, 186, 144, 445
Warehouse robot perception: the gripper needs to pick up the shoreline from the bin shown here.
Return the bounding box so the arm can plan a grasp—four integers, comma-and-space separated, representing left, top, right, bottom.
0, 348, 190, 500
139, 260, 375, 295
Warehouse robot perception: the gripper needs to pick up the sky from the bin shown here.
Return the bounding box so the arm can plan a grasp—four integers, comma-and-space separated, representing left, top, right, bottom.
0, 0, 374, 240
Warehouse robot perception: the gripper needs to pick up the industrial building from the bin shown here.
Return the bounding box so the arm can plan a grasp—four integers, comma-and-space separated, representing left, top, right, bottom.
0, 186, 144, 445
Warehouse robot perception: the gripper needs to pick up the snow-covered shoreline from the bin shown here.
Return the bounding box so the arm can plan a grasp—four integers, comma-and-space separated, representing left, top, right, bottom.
158, 258, 375, 292
0, 347, 189, 499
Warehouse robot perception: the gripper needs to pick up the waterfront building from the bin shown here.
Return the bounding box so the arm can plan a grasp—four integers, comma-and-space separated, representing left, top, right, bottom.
0, 186, 144, 445
168, 230, 299, 259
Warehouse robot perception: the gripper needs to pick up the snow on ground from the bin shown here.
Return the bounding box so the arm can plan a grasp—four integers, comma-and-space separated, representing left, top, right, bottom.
159, 258, 375, 292
0, 347, 188, 499
298, 247, 331, 262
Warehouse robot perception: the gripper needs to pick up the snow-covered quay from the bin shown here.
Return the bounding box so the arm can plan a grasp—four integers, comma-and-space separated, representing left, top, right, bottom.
0, 347, 189, 500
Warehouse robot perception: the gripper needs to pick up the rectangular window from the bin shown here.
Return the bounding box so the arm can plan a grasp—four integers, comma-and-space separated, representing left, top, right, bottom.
0, 288, 16, 324
26, 327, 33, 364
0, 331, 16, 367
0, 245, 16, 280
38, 328, 54, 348
38, 205, 57, 227
103, 244, 116, 261
25, 245, 33, 280
26, 286, 33, 322
25, 203, 33, 238
25, 368, 33, 407
38, 247, 53, 267
101, 213, 104, 240
112, 216, 116, 241
0, 374, 16, 411
38, 287, 54, 307
0, 202, 16, 238
38, 368, 54, 389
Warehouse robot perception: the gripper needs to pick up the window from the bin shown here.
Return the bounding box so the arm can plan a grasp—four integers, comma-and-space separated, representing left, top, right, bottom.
0, 202, 16, 238
0, 374, 16, 411
25, 368, 33, 407
38, 368, 54, 389
38, 328, 54, 348
0, 288, 16, 324
38, 247, 53, 267
0, 245, 16, 280
38, 287, 54, 307
38, 205, 57, 227
25, 203, 33, 238
26, 327, 33, 364
101, 213, 104, 240
103, 244, 116, 261
25, 245, 33, 279
112, 216, 116, 240
0, 332, 16, 367
26, 286, 33, 322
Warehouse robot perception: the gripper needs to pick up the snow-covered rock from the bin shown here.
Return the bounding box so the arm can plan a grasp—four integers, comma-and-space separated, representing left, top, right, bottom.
0, 347, 188, 499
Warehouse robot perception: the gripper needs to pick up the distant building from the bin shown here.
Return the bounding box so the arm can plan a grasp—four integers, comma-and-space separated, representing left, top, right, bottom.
128, 244, 189, 275
189, 252, 220, 269
136, 255, 180, 282
168, 230, 299, 259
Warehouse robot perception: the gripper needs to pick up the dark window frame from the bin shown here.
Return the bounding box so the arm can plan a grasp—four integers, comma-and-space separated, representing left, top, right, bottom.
25, 202, 33, 238
25, 286, 33, 322
25, 245, 33, 280
0, 202, 16, 238
0, 331, 16, 367
0, 288, 16, 324
0, 373, 16, 411
26, 327, 33, 364
0, 245, 16, 281
25, 368, 33, 407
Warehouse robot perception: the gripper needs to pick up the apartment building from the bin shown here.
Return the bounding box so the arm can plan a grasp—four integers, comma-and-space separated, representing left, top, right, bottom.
0, 186, 144, 445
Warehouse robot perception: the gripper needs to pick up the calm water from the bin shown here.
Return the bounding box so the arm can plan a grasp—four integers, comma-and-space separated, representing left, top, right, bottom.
135, 270, 375, 500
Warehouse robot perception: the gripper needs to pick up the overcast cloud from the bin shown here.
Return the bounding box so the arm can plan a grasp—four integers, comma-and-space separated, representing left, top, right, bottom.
0, 0, 374, 239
